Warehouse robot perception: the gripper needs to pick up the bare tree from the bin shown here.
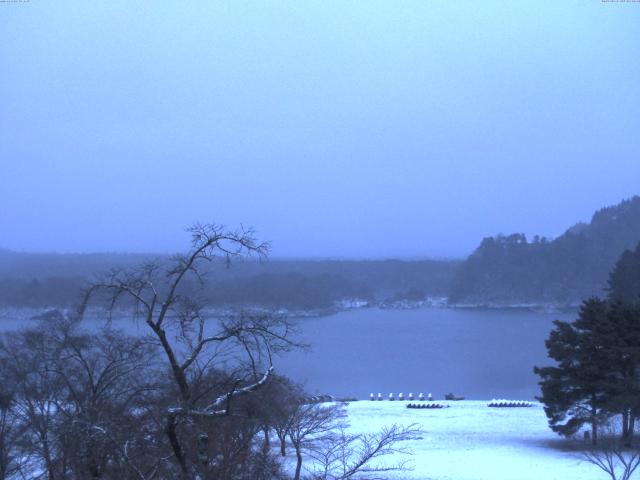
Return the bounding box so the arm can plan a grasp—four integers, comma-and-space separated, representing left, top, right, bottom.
283, 399, 422, 480
583, 422, 640, 480
50, 324, 166, 480
0, 318, 167, 480
285, 403, 347, 480
1, 325, 66, 480
0, 382, 26, 480
82, 224, 300, 479
584, 445, 640, 480
309, 423, 423, 480
255, 375, 305, 458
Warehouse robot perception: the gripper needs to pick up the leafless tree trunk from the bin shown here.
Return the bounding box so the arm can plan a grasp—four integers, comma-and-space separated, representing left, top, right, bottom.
294, 445, 304, 480
286, 403, 346, 480
261, 425, 270, 452
591, 399, 599, 446
82, 223, 300, 479
0, 388, 25, 480
1, 327, 64, 480
276, 430, 287, 457
309, 423, 423, 480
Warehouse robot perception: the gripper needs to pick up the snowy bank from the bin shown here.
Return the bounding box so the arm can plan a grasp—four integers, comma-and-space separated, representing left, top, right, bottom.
333, 400, 595, 480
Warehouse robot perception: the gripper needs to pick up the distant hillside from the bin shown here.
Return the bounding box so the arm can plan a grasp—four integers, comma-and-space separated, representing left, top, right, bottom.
5, 197, 638, 310
0, 250, 460, 310
449, 196, 640, 305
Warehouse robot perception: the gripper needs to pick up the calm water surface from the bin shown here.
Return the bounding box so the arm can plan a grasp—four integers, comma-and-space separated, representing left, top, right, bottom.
1, 307, 574, 401
276, 307, 575, 400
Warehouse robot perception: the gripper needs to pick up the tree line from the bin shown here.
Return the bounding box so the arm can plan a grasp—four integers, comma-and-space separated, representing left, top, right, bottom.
0, 225, 420, 480
450, 196, 640, 305
0, 251, 459, 312
536, 241, 640, 446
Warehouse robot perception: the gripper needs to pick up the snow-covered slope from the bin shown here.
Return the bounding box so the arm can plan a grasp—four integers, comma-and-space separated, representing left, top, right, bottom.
341, 400, 596, 480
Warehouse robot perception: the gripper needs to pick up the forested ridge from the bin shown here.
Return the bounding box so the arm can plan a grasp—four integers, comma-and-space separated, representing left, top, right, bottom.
3, 196, 640, 310
0, 250, 459, 311
449, 196, 640, 305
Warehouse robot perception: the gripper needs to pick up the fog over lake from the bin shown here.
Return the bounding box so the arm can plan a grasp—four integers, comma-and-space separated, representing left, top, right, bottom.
2, 2, 639, 478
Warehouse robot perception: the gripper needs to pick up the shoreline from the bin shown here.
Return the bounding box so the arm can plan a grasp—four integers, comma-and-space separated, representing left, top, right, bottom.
0, 300, 580, 324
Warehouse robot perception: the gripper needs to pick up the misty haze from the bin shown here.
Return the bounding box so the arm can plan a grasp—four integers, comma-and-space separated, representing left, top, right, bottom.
1, 2, 640, 480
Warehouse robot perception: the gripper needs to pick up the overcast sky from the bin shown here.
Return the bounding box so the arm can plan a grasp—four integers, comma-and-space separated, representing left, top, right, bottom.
1, 1, 639, 258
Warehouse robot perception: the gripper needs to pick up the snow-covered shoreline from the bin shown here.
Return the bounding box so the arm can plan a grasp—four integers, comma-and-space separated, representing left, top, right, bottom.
296, 400, 596, 480
0, 300, 580, 329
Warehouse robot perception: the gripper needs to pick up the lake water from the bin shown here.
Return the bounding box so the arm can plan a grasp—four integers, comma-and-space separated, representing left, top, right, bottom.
275, 307, 575, 401
0, 306, 575, 401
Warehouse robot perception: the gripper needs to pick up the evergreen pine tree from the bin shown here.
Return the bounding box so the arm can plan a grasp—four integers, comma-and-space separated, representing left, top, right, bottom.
536, 244, 640, 445
600, 300, 640, 444
608, 241, 640, 305
534, 298, 611, 444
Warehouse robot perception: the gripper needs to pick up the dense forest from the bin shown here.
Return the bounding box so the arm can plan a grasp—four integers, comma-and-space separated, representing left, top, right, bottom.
449, 196, 640, 305
3, 196, 640, 311
0, 250, 459, 311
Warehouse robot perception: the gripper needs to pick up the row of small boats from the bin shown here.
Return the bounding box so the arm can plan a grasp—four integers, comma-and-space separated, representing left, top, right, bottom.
370, 393, 434, 401
406, 403, 448, 409
487, 399, 532, 408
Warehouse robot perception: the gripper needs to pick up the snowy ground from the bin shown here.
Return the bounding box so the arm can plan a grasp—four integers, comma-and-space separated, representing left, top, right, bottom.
304, 400, 600, 480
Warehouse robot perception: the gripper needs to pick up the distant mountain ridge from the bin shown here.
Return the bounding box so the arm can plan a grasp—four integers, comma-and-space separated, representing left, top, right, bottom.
3, 196, 639, 310
0, 250, 460, 310
448, 196, 640, 305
